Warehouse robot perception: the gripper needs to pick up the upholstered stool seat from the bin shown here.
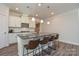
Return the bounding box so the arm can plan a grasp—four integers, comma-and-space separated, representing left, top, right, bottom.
23, 39, 40, 56
39, 36, 49, 55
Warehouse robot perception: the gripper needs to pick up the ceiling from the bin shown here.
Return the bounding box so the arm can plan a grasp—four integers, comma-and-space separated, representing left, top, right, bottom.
5, 3, 79, 19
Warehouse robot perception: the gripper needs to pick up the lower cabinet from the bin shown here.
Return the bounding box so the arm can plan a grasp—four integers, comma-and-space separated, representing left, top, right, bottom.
8, 33, 17, 44
8, 32, 32, 44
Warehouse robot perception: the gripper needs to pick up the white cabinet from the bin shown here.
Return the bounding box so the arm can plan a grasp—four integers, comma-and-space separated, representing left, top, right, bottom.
9, 16, 21, 27
0, 15, 9, 48
21, 15, 35, 28
9, 16, 16, 27
21, 15, 29, 23
0, 4, 9, 48
8, 33, 31, 44
9, 15, 35, 28
15, 16, 21, 27
8, 33, 17, 44
29, 17, 35, 28
0, 4, 9, 16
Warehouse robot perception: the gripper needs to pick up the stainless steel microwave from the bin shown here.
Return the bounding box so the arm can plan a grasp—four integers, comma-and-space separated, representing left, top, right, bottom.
21, 23, 29, 28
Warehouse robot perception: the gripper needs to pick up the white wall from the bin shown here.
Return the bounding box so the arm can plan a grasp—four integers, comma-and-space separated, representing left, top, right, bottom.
41, 8, 79, 45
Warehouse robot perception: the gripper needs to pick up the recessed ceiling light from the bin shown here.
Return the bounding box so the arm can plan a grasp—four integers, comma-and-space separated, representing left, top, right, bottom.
15, 8, 19, 10
51, 12, 54, 15
47, 21, 50, 24
40, 20, 44, 23
36, 14, 38, 16
38, 3, 41, 6
32, 17, 35, 21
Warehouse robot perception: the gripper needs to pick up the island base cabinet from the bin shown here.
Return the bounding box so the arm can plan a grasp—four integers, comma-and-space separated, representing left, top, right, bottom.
17, 36, 53, 56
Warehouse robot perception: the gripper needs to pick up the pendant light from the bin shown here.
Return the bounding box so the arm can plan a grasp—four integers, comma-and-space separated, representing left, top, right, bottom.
32, 17, 35, 21
47, 21, 50, 24
40, 19, 44, 23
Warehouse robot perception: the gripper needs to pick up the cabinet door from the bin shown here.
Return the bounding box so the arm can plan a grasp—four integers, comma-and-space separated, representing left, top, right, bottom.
9, 16, 21, 27
15, 16, 21, 27
29, 19, 35, 28
9, 16, 16, 27
21, 16, 29, 23
0, 15, 9, 48
9, 34, 17, 44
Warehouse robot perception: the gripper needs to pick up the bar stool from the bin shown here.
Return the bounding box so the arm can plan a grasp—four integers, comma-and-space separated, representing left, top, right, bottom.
23, 39, 40, 56
54, 34, 59, 48
48, 35, 56, 50
54, 34, 59, 39
40, 36, 49, 55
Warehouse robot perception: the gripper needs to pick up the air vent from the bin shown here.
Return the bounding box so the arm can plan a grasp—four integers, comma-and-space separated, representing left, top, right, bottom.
26, 6, 30, 8
47, 6, 50, 8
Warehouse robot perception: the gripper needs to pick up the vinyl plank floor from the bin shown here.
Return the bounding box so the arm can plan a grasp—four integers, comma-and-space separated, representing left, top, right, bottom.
0, 42, 79, 56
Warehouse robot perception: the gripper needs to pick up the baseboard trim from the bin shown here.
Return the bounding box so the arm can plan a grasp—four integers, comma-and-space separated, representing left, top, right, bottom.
59, 40, 79, 46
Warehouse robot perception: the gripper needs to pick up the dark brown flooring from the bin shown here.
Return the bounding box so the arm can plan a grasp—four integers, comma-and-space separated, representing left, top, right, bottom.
0, 42, 79, 56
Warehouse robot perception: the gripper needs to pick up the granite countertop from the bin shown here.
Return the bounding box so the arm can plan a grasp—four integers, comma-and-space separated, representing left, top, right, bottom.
9, 31, 35, 33
18, 34, 39, 39
18, 33, 57, 40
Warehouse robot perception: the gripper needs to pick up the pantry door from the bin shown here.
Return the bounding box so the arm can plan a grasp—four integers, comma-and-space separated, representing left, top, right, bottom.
0, 14, 9, 48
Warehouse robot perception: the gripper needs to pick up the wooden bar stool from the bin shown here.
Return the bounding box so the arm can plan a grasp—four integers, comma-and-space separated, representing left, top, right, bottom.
40, 36, 49, 55
23, 39, 40, 56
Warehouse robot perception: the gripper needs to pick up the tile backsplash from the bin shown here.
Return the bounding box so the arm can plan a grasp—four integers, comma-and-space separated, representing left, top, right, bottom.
9, 27, 35, 33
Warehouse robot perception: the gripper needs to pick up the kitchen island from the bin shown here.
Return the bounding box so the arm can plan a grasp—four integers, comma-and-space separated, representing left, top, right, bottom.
17, 33, 57, 56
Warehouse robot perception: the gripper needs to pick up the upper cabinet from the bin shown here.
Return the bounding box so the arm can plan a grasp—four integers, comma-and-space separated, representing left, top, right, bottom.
21, 15, 35, 28
29, 17, 35, 28
0, 4, 9, 16
9, 16, 21, 27
9, 14, 35, 28
0, 4, 9, 48
21, 15, 29, 23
